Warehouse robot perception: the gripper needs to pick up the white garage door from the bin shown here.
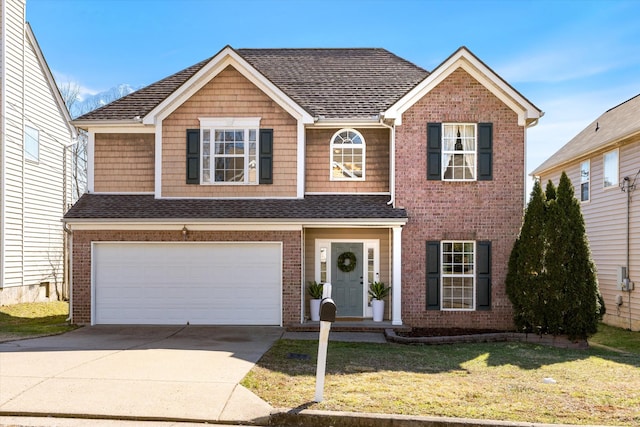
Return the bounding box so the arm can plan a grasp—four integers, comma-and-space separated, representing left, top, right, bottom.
92, 242, 282, 325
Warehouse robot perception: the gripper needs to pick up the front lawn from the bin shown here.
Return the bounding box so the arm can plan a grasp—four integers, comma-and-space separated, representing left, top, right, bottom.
0, 301, 77, 341
243, 333, 640, 426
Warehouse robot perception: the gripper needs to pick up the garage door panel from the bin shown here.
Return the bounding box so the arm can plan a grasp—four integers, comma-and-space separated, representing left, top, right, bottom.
93, 243, 282, 325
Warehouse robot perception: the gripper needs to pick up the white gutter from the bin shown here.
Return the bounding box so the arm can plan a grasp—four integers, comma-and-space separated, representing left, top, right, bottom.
378, 115, 396, 206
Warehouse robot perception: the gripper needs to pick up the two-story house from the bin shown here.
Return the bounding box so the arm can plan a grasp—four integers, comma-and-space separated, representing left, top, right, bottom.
533, 94, 639, 331
64, 46, 541, 328
0, 0, 76, 304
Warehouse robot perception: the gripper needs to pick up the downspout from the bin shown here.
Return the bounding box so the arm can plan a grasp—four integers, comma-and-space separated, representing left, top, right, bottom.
0, 0, 6, 292
621, 170, 638, 330
63, 223, 73, 323
378, 115, 395, 206
524, 116, 542, 206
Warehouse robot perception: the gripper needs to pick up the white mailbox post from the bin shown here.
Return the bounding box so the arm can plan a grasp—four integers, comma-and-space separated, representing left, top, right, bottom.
314, 283, 336, 402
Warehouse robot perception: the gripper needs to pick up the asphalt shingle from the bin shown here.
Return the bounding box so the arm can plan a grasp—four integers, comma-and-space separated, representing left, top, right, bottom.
63, 194, 408, 221
75, 47, 428, 122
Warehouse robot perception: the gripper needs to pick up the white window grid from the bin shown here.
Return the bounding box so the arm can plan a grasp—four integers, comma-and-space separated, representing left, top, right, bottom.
330, 128, 365, 181
603, 149, 618, 189
201, 128, 258, 184
580, 160, 590, 202
442, 123, 476, 181
441, 241, 475, 310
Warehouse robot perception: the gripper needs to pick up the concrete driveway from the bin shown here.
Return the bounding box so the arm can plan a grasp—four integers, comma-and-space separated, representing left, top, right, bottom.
0, 325, 283, 424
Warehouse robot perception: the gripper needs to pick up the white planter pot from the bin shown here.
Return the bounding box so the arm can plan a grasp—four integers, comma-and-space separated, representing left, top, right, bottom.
310, 299, 321, 322
371, 299, 385, 322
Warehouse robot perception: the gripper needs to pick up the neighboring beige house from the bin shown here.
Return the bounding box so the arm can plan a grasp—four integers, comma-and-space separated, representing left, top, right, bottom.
65, 45, 541, 328
532, 94, 640, 331
0, 0, 76, 304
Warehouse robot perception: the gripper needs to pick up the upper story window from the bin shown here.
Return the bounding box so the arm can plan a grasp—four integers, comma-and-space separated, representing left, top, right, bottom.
427, 122, 492, 182
25, 125, 39, 162
603, 149, 618, 188
580, 160, 590, 202
200, 118, 259, 185
330, 129, 365, 180
442, 124, 476, 181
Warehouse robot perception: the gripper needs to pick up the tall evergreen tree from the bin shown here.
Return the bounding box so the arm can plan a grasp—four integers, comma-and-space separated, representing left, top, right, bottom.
506, 180, 547, 332
506, 173, 604, 339
551, 172, 603, 338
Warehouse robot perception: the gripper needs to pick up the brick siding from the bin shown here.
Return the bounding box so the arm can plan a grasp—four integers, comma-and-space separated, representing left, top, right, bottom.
70, 229, 301, 325
395, 68, 524, 329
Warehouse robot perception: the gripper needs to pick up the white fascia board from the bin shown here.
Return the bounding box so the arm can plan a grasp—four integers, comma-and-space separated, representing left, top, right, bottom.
143, 47, 314, 126
310, 118, 385, 128
386, 48, 542, 127
25, 24, 77, 139
64, 218, 408, 230
66, 222, 304, 232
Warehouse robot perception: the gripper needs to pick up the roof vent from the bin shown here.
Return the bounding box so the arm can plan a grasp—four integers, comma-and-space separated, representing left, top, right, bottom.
595, 122, 599, 132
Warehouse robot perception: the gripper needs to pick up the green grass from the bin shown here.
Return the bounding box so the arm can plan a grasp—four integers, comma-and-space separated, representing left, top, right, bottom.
0, 301, 77, 340
590, 323, 640, 353
243, 331, 640, 426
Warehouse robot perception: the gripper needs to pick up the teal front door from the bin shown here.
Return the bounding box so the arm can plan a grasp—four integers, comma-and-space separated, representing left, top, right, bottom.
331, 242, 364, 317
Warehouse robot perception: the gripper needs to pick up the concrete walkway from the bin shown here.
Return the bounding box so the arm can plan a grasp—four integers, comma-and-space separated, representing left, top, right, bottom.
0, 326, 283, 425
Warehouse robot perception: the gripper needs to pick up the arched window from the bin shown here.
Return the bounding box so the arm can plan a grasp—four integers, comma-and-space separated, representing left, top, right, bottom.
330, 129, 365, 180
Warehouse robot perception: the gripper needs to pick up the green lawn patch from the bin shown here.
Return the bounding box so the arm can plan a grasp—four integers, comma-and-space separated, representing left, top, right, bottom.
590, 323, 640, 354
0, 301, 77, 341
243, 337, 640, 426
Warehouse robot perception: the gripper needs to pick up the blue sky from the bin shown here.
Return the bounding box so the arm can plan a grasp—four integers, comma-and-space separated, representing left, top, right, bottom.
27, 0, 640, 182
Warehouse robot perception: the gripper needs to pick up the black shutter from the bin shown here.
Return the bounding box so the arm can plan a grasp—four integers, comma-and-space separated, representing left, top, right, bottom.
427, 123, 442, 181
259, 128, 273, 184
426, 241, 440, 310
477, 123, 492, 181
186, 129, 200, 184
476, 241, 491, 310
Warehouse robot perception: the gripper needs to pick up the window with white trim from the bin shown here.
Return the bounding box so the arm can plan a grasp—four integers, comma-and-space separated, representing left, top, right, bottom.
25, 125, 39, 162
200, 118, 259, 184
442, 124, 476, 181
441, 241, 475, 310
603, 149, 618, 188
330, 129, 365, 180
580, 160, 590, 201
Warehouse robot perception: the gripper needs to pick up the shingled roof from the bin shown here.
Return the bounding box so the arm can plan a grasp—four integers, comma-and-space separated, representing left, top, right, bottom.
75, 47, 429, 122
63, 194, 408, 221
532, 93, 640, 175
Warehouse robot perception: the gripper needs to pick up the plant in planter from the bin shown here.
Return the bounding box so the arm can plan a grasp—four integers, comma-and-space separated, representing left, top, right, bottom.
368, 281, 391, 322
307, 281, 324, 322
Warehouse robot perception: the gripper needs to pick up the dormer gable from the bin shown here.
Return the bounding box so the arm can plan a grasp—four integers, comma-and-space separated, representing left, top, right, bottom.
384, 47, 542, 127
143, 46, 314, 126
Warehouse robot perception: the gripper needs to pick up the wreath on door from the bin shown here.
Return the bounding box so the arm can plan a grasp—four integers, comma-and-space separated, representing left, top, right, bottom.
337, 251, 357, 273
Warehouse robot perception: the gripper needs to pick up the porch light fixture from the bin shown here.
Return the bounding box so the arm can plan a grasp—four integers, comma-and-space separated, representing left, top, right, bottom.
182, 225, 188, 240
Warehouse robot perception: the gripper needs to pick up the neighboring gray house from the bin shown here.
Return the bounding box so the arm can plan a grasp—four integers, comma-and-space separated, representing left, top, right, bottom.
0, 0, 76, 304
533, 93, 640, 331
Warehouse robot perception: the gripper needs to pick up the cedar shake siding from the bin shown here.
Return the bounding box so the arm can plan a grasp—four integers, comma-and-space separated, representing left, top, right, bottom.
305, 128, 390, 193
396, 68, 524, 329
94, 133, 155, 193
70, 230, 302, 325
161, 65, 298, 197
